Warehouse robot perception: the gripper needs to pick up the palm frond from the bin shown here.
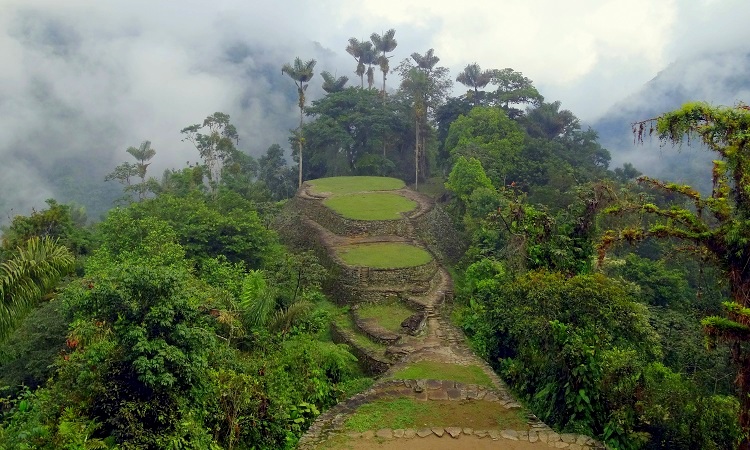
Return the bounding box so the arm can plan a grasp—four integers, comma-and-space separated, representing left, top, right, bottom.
1, 236, 74, 341
268, 300, 313, 333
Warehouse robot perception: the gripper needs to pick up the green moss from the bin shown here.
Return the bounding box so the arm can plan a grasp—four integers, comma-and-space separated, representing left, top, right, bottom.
323, 193, 417, 220
335, 243, 432, 268
389, 361, 494, 387
308, 176, 405, 195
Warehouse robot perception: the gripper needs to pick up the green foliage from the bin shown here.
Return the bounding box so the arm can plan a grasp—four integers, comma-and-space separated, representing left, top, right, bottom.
0, 236, 75, 341
180, 112, 241, 196
445, 106, 525, 186
606, 254, 692, 308
1, 199, 92, 258
602, 102, 750, 444
458, 265, 741, 448
0, 300, 67, 394
445, 156, 493, 202
106, 141, 160, 203
102, 192, 278, 269
302, 89, 409, 180
258, 144, 296, 201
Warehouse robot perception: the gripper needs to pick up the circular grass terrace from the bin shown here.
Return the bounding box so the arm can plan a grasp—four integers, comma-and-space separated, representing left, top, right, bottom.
323, 192, 416, 220
335, 242, 432, 268
307, 176, 405, 195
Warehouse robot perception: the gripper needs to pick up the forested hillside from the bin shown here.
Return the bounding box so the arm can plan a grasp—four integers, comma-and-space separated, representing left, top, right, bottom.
593, 50, 750, 193
1, 28, 748, 450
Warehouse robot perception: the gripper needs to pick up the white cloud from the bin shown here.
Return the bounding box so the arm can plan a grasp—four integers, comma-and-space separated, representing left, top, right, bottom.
1, 0, 748, 216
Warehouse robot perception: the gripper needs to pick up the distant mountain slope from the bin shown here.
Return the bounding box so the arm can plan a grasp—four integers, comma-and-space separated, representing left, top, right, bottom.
592, 51, 750, 192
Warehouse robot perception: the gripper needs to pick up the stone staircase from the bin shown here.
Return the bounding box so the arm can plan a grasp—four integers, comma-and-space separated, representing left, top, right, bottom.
284, 178, 603, 449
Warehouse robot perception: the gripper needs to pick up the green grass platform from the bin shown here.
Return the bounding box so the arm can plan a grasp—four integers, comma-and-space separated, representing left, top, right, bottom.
323, 192, 416, 220
335, 242, 432, 268
308, 176, 404, 195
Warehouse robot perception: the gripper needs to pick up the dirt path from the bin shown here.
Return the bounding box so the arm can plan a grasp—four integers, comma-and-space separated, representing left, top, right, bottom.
294, 181, 601, 450
323, 434, 557, 450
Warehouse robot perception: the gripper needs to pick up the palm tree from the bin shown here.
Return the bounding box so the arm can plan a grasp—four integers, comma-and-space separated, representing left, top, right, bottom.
411, 48, 440, 74
400, 68, 429, 190
456, 63, 493, 105
126, 140, 156, 200
346, 38, 368, 88
282, 57, 316, 189
361, 43, 378, 90
370, 29, 397, 94
320, 71, 348, 93
1, 236, 74, 341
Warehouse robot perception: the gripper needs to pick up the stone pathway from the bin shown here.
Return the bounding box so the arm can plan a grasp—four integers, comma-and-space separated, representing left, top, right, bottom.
292, 181, 603, 450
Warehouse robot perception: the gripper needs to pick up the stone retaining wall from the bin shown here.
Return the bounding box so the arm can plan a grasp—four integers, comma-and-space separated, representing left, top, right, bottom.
295, 195, 413, 238
330, 323, 392, 375
410, 204, 467, 264
335, 258, 438, 285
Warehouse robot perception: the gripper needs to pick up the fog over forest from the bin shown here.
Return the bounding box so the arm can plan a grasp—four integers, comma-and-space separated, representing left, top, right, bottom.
1, 0, 749, 218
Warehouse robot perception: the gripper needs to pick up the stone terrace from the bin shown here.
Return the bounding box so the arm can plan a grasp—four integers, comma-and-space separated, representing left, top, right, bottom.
282, 177, 603, 449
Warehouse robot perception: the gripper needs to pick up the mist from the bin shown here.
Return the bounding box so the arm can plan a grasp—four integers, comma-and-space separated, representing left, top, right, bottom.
2, 0, 749, 218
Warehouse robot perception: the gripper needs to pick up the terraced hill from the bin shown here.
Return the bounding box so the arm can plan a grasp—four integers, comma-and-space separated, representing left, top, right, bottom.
281, 177, 602, 449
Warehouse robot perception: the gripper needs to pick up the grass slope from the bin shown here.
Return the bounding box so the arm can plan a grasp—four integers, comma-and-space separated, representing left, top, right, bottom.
308, 176, 405, 195
343, 398, 528, 431
336, 243, 432, 268
356, 303, 415, 333
389, 361, 493, 387
323, 193, 416, 220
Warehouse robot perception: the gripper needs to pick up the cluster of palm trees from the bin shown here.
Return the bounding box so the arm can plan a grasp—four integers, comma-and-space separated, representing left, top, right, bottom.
345, 29, 398, 92
281, 30, 398, 189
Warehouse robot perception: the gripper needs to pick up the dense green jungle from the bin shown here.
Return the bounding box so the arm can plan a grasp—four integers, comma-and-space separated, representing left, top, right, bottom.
2, 29, 750, 450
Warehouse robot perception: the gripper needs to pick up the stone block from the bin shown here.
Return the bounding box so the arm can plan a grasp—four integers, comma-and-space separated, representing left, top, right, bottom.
428, 390, 449, 400
445, 427, 461, 438
501, 429, 519, 440
376, 429, 393, 439
561, 433, 577, 443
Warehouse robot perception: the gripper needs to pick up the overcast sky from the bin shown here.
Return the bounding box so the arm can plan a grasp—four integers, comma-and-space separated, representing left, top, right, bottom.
1, 0, 748, 215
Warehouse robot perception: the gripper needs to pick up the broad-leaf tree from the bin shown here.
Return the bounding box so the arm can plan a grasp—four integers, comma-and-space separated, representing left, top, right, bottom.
599, 102, 750, 448
282, 57, 316, 188
491, 68, 544, 118
180, 113, 240, 197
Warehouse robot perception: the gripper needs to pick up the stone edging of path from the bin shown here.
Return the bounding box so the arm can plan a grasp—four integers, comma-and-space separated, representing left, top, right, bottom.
298, 378, 551, 449
348, 427, 602, 449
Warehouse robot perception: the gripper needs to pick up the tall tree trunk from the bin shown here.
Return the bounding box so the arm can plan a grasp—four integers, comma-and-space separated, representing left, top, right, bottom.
414, 118, 419, 191
298, 107, 303, 189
